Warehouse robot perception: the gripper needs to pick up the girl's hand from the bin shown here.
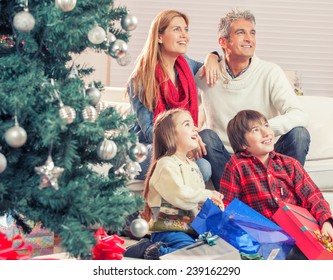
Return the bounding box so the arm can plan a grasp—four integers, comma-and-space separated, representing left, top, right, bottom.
187, 133, 207, 160
197, 134, 207, 158
211, 191, 224, 210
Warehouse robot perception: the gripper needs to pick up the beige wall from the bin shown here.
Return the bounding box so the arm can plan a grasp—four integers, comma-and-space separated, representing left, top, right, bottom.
70, 48, 112, 86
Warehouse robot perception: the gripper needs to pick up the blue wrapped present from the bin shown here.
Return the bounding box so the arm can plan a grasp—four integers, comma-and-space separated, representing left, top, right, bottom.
191, 198, 295, 260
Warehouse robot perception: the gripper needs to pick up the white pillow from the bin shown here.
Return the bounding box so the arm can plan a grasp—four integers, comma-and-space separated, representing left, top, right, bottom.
306, 121, 333, 161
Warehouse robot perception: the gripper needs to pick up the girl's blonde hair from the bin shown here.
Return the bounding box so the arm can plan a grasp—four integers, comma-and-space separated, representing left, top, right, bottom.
141, 108, 190, 221
127, 10, 189, 112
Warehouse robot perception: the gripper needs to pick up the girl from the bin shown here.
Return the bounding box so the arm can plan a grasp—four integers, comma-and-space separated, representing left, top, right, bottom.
125, 109, 224, 259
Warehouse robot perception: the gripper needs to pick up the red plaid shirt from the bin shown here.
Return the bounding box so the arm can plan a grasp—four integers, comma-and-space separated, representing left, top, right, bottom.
220, 151, 332, 226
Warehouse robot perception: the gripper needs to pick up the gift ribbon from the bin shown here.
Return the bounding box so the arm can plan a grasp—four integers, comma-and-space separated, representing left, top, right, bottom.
92, 228, 126, 260
186, 232, 218, 250
0, 232, 32, 260
282, 205, 318, 224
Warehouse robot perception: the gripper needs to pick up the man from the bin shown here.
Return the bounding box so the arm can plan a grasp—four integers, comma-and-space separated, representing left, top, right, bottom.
196, 8, 310, 190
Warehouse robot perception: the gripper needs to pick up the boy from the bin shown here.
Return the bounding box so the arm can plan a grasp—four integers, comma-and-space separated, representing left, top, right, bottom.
219, 110, 333, 258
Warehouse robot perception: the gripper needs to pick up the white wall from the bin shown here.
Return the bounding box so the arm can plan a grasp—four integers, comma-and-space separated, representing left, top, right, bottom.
71, 49, 111, 86
105, 0, 333, 97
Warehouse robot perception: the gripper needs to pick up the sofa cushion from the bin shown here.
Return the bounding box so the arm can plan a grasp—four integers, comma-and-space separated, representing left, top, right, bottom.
306, 120, 333, 161
298, 96, 333, 161
304, 159, 333, 191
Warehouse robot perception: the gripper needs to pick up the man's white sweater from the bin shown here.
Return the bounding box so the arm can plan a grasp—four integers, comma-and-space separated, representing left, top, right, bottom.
195, 55, 309, 154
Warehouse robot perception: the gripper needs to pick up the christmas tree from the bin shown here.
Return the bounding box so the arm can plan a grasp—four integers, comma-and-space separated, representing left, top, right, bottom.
0, 0, 143, 259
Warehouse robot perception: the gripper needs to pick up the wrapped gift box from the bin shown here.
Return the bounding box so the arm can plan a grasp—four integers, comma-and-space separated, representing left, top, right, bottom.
0, 214, 21, 240
23, 227, 54, 249
1, 216, 55, 258
160, 235, 241, 260
191, 199, 295, 260
0, 215, 53, 248
272, 201, 333, 260
14, 228, 55, 257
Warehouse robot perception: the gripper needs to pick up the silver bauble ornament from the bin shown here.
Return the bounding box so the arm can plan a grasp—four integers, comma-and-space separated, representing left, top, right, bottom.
0, 153, 7, 173
88, 25, 106, 45
113, 165, 126, 179
129, 218, 149, 238
55, 0, 77, 12
59, 105, 76, 124
109, 39, 128, 59
97, 139, 117, 160
107, 33, 116, 45
95, 100, 108, 115
86, 86, 101, 105
5, 125, 27, 148
132, 143, 148, 163
116, 52, 131, 67
82, 105, 97, 122
13, 10, 35, 32
126, 161, 141, 180
121, 14, 138, 31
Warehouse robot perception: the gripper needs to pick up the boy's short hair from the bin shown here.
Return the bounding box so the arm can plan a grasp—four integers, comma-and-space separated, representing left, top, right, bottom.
227, 110, 268, 153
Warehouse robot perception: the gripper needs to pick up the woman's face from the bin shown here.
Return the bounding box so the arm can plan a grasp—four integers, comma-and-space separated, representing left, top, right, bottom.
158, 16, 189, 58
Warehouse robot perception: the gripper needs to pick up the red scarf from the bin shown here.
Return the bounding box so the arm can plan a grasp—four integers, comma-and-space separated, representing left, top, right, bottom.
154, 56, 198, 126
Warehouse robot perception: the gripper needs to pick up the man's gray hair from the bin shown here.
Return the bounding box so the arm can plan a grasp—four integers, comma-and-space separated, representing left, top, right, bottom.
218, 8, 256, 38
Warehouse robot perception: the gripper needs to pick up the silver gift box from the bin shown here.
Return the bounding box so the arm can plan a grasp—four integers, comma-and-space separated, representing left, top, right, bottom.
160, 236, 241, 260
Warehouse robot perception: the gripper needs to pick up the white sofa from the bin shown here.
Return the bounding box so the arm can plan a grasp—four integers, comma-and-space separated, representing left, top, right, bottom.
99, 87, 333, 209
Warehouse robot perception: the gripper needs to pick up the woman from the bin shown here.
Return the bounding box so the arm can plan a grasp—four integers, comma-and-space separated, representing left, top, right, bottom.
127, 10, 219, 181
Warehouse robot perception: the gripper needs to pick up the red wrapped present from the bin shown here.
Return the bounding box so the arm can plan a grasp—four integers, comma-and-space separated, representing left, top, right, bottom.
272, 202, 333, 260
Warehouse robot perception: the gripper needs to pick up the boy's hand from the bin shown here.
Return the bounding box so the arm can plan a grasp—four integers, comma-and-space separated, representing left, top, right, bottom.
321, 220, 333, 241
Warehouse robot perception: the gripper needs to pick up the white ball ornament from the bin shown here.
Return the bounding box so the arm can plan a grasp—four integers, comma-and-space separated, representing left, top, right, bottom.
13, 10, 35, 32
132, 143, 148, 163
55, 0, 77, 12
116, 52, 131, 67
95, 100, 108, 115
126, 161, 141, 180
129, 218, 149, 238
114, 165, 126, 178
109, 39, 128, 59
121, 14, 138, 31
88, 25, 106, 45
107, 33, 117, 45
82, 105, 97, 122
59, 105, 76, 124
5, 125, 27, 148
0, 153, 7, 173
86, 86, 101, 105
97, 139, 117, 160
